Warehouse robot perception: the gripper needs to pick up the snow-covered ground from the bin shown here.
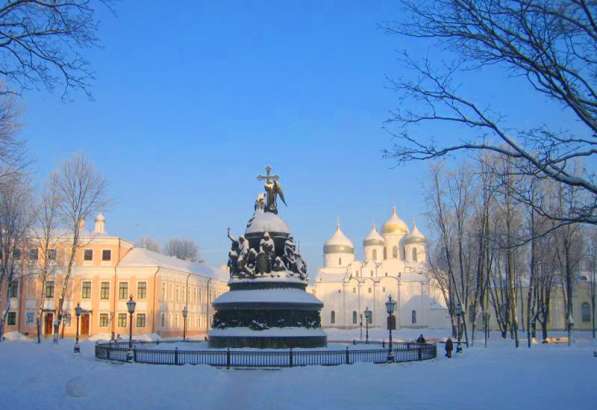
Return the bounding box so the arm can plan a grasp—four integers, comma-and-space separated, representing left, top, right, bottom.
1, 329, 596, 410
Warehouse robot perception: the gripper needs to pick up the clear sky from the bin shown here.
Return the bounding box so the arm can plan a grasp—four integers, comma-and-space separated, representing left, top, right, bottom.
18, 1, 585, 273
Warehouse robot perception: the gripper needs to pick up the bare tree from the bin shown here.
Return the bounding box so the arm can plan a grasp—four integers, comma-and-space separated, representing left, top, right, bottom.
0, 170, 33, 340
0, 0, 112, 98
52, 154, 107, 341
164, 239, 200, 262
383, 0, 597, 226
136, 236, 160, 253
33, 176, 61, 343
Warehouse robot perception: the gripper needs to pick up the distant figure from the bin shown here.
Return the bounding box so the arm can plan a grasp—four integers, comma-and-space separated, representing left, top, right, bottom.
416, 334, 426, 344
445, 337, 453, 358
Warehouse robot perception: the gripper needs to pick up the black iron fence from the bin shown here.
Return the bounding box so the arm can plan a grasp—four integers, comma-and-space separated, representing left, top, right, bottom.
94, 340, 437, 368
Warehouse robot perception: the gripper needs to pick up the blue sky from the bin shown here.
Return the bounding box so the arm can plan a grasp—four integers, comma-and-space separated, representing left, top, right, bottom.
19, 1, 585, 272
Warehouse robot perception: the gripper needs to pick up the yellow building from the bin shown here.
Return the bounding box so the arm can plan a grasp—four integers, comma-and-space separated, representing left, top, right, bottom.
1, 214, 227, 340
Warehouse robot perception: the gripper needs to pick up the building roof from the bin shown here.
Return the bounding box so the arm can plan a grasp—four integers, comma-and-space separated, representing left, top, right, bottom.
324, 225, 354, 254
119, 247, 215, 277
363, 224, 385, 246
382, 207, 409, 235
405, 223, 426, 244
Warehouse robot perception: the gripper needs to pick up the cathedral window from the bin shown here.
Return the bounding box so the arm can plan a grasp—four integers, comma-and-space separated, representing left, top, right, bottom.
392, 246, 398, 259
413, 248, 418, 262
582, 303, 591, 322
352, 311, 357, 324
338, 257, 342, 265
330, 311, 336, 324
383, 248, 387, 260
372, 249, 377, 260
411, 310, 417, 324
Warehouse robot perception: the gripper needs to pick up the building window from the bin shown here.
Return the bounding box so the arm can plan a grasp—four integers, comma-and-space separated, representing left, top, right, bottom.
100, 282, 110, 300
47, 249, 56, 261
118, 313, 127, 328
411, 310, 417, 324
330, 310, 336, 324
160, 312, 165, 328
84, 249, 93, 261
136, 313, 146, 328
367, 313, 372, 324
368, 287, 372, 294
99, 313, 109, 327
382, 287, 386, 293
26, 311, 34, 325
119, 282, 128, 300
582, 302, 591, 322
161, 283, 166, 300
338, 257, 342, 265
137, 281, 147, 299
413, 248, 418, 262
372, 249, 377, 260
8, 280, 18, 298
7, 312, 17, 325
102, 250, 112, 261
352, 311, 357, 324
45, 281, 54, 298
29, 248, 38, 261
392, 246, 398, 259
383, 248, 387, 260
81, 281, 91, 299
352, 287, 356, 294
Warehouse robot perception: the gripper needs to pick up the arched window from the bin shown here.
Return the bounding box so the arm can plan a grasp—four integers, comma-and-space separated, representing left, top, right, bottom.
331, 310, 336, 324
372, 249, 377, 260
338, 257, 342, 265
392, 246, 398, 259
582, 302, 591, 322
352, 311, 357, 324
412, 248, 418, 262
383, 248, 387, 260
411, 310, 417, 324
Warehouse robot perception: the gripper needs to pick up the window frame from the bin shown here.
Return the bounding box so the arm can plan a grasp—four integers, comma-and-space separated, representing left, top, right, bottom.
136, 313, 146, 328
118, 282, 128, 300
83, 249, 93, 261
100, 281, 110, 300
102, 249, 112, 261
137, 281, 147, 300
99, 313, 109, 328
81, 280, 92, 299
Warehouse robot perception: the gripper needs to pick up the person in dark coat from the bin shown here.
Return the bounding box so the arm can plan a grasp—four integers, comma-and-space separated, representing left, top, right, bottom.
416, 334, 426, 344
445, 337, 453, 358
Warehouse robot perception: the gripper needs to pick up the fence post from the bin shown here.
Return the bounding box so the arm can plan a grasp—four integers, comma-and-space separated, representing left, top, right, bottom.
345, 346, 350, 364
175, 347, 179, 365
133, 348, 137, 362
417, 347, 422, 361
289, 348, 293, 367
226, 348, 231, 369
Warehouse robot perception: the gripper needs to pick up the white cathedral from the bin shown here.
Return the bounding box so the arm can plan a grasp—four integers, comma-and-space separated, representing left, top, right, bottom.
312, 208, 450, 330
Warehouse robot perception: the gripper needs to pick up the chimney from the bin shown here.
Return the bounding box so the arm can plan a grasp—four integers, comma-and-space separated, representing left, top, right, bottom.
94, 213, 106, 234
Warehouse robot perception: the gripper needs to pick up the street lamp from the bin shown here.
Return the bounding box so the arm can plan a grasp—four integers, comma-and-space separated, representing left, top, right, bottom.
385, 295, 396, 362
182, 305, 188, 341
126, 296, 136, 361
567, 314, 574, 346
364, 307, 372, 344
455, 303, 464, 353
74, 303, 82, 353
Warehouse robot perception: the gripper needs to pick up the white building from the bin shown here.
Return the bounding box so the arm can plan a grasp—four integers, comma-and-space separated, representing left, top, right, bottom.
311, 208, 450, 330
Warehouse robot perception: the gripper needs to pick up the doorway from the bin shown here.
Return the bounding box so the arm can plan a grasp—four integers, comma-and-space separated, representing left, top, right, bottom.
44, 313, 53, 336
81, 314, 90, 337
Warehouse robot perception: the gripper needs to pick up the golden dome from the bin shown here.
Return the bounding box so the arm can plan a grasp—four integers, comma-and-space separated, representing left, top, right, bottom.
382, 207, 409, 235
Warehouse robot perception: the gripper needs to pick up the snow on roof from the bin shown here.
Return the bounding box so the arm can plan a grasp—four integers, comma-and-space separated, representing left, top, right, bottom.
246, 209, 290, 234
324, 225, 354, 249
119, 247, 215, 277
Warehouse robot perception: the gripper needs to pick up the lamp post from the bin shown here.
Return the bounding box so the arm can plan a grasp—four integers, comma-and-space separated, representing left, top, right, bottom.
455, 303, 464, 353
126, 296, 136, 361
567, 314, 574, 346
364, 307, 372, 344
74, 304, 82, 353
385, 295, 396, 362
182, 305, 188, 341
359, 313, 363, 341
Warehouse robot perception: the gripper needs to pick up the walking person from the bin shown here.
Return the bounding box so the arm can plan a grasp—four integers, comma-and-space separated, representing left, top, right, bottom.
445, 337, 453, 358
